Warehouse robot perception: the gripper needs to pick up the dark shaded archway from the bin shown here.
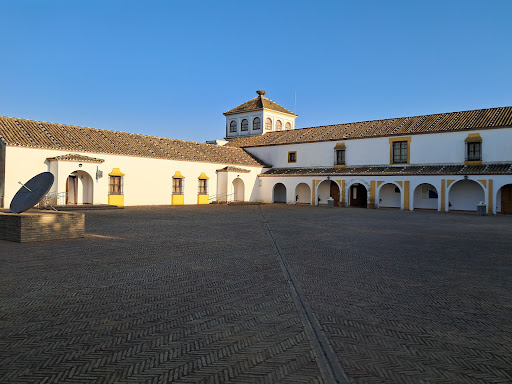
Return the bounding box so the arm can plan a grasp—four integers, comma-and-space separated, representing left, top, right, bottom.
349, 183, 367, 208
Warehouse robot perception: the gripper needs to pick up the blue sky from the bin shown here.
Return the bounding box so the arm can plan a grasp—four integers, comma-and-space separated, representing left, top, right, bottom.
1, 0, 511, 142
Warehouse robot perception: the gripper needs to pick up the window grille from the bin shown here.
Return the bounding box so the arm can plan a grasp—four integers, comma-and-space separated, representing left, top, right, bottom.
392, 141, 408, 163
173, 178, 183, 194
198, 179, 208, 195
109, 176, 123, 195
335, 149, 345, 165
466, 142, 481, 161
241, 119, 248, 131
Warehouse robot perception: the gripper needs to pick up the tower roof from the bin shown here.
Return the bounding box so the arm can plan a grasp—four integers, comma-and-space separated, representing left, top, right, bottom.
223, 90, 297, 117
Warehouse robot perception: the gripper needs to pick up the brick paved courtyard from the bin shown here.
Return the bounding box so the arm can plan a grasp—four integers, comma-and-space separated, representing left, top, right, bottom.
1, 205, 511, 384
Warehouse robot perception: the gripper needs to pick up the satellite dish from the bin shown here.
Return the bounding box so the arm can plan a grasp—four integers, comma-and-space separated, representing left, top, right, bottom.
10, 172, 55, 214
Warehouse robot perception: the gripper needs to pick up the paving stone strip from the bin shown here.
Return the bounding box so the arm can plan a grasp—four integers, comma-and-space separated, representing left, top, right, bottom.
258, 206, 350, 384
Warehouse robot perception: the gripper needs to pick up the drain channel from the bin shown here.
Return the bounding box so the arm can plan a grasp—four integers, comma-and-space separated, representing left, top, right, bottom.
259, 206, 349, 384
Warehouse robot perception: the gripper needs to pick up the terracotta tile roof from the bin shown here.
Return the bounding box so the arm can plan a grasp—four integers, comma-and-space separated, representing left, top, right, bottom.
47, 153, 105, 163
224, 92, 297, 116
0, 116, 267, 168
216, 166, 251, 173
226, 106, 512, 148
260, 164, 512, 177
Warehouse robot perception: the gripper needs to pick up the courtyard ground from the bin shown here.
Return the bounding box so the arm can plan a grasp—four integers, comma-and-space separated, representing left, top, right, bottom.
1, 205, 511, 384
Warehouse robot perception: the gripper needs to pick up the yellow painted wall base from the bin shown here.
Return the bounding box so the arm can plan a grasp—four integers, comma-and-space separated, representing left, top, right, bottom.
198, 194, 209, 204
172, 194, 184, 205
108, 194, 124, 207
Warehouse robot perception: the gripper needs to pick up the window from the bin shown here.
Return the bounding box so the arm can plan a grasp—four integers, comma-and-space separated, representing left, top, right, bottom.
265, 118, 272, 130
173, 178, 183, 194
276, 120, 282, 131
466, 142, 481, 161
285, 122, 291, 130
108, 168, 125, 195
229, 120, 237, 133
334, 143, 346, 167
335, 149, 345, 165
109, 176, 123, 195
392, 141, 408, 164
288, 151, 297, 163
253, 117, 261, 130
198, 179, 208, 194
198, 172, 209, 195
389, 137, 411, 164
241, 119, 248, 131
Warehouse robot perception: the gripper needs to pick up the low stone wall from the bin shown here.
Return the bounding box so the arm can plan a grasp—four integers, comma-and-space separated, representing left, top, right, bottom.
0, 210, 85, 243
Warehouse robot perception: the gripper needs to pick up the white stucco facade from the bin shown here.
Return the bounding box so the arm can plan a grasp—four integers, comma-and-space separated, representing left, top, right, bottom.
2, 146, 264, 207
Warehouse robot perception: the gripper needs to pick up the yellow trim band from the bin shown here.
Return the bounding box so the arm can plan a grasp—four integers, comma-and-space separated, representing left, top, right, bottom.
404, 181, 410, 210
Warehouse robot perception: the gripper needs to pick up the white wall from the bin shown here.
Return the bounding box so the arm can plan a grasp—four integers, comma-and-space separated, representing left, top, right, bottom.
448, 180, 485, 211
245, 128, 512, 168
379, 183, 401, 208
413, 183, 438, 210
4, 146, 264, 206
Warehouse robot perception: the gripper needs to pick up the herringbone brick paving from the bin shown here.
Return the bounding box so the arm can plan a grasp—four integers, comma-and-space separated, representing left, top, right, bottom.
1, 205, 511, 383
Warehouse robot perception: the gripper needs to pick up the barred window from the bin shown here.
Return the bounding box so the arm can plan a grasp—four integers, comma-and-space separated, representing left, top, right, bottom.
466, 142, 481, 161
392, 141, 408, 164
288, 151, 296, 163
253, 117, 261, 130
265, 118, 272, 130
198, 179, 208, 194
241, 119, 248, 131
229, 120, 237, 133
173, 178, 183, 194
109, 176, 123, 195
335, 149, 345, 165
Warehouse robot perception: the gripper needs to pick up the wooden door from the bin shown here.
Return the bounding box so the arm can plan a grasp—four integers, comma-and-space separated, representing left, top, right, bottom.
330, 181, 340, 206
502, 185, 512, 214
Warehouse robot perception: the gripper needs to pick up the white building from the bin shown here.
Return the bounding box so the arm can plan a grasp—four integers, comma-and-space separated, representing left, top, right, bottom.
1, 91, 511, 214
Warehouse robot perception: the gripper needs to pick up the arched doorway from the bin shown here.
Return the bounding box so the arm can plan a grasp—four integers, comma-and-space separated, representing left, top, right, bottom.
273, 183, 287, 203
317, 180, 340, 206
413, 183, 438, 210
295, 183, 311, 204
448, 180, 484, 212
66, 170, 93, 205
232, 178, 244, 202
496, 184, 512, 214
379, 183, 401, 208
349, 183, 367, 208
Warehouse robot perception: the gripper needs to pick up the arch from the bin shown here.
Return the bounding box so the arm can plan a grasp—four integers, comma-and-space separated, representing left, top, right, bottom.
229, 120, 237, 132
66, 170, 93, 205
378, 182, 401, 208
273, 183, 287, 203
232, 178, 245, 202
447, 179, 485, 212
265, 118, 272, 131
241, 119, 248, 131
285, 122, 291, 130
253, 117, 261, 130
348, 183, 368, 208
413, 183, 438, 210
316, 180, 340, 206
496, 183, 512, 214
276, 120, 282, 131
295, 183, 311, 204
